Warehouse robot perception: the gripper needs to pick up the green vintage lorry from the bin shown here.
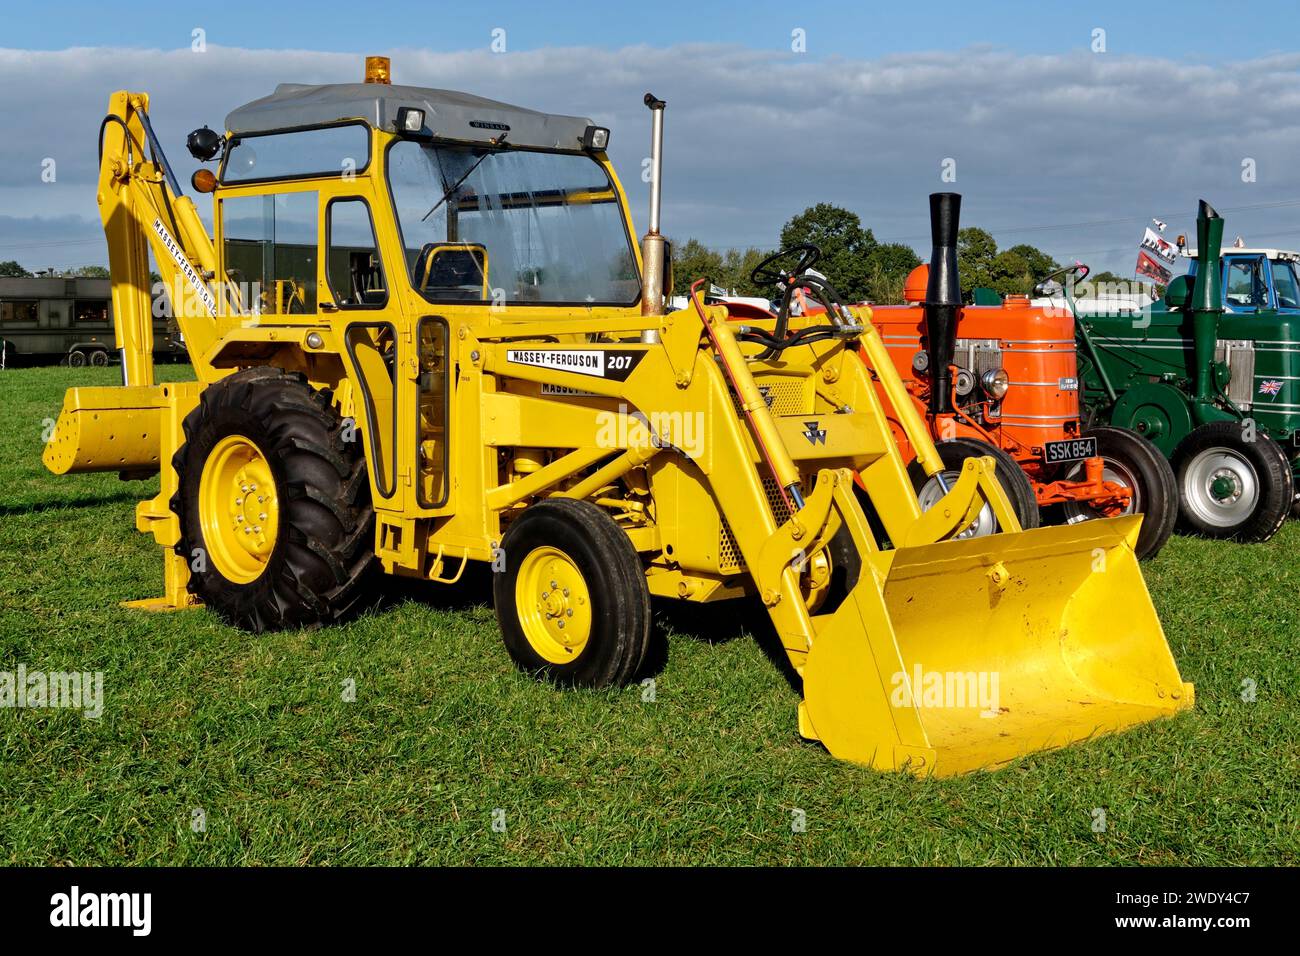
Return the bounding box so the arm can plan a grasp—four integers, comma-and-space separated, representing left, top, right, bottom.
1070, 200, 1299, 541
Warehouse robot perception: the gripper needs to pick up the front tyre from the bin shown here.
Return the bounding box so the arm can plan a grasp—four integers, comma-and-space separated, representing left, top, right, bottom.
1171, 421, 1292, 542
172, 367, 377, 632
907, 437, 1040, 537
1060, 426, 1178, 560
494, 499, 650, 688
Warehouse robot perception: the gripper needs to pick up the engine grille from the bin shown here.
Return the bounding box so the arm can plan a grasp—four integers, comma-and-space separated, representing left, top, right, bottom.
718, 476, 796, 573
1215, 339, 1256, 409
953, 338, 1004, 413
954, 338, 1004, 376
729, 378, 809, 418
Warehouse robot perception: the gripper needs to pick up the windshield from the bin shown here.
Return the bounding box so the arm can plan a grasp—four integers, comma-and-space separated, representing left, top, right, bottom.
387, 141, 640, 306
1272, 259, 1300, 309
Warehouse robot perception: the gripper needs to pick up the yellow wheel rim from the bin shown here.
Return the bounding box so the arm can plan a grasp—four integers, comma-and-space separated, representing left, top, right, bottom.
198, 434, 280, 584
802, 546, 834, 614
515, 546, 592, 664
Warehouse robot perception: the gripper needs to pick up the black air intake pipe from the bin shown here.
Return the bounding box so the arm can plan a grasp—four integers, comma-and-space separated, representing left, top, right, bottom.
925, 192, 962, 415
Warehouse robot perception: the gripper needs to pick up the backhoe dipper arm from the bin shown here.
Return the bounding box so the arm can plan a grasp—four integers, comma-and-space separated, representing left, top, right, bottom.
97, 91, 233, 385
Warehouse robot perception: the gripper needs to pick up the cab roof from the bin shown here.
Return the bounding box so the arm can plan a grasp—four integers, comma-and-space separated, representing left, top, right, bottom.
225, 82, 597, 151
1182, 247, 1300, 261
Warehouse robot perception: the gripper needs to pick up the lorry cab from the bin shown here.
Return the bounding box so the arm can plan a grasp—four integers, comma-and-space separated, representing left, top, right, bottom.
1185, 247, 1300, 313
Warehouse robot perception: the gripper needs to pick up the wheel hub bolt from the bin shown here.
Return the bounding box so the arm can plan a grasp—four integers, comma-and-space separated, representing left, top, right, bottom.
1210, 473, 1239, 501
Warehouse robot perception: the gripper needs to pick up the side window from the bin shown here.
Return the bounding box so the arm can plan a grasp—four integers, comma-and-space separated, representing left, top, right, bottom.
221, 191, 318, 315
1271, 261, 1300, 309
1224, 258, 1266, 310
75, 300, 109, 325
326, 200, 387, 308
0, 301, 39, 326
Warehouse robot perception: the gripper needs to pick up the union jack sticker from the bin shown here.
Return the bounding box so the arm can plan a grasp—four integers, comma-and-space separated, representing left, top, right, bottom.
1259, 379, 1284, 397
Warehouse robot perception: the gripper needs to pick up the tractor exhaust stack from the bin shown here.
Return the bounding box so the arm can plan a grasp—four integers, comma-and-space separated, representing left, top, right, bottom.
1190, 199, 1225, 413
640, 93, 667, 333
925, 192, 962, 415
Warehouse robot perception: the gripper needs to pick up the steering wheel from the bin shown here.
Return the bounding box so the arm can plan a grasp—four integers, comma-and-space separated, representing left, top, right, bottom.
751, 244, 821, 288
1033, 263, 1089, 296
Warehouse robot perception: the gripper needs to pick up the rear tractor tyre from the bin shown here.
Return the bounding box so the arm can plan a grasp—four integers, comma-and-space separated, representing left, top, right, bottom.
1171, 421, 1292, 542
172, 367, 377, 632
494, 498, 651, 688
907, 437, 1040, 538
1059, 426, 1178, 560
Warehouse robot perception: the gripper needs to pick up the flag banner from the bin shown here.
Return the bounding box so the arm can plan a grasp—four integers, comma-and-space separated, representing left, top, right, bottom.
1136, 249, 1173, 284
1140, 227, 1179, 269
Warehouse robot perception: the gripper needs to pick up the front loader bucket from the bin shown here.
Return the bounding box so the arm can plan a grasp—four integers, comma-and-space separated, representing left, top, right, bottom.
799, 516, 1192, 777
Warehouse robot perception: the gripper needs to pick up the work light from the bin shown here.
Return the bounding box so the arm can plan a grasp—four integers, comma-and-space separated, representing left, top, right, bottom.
582, 125, 610, 150
396, 107, 425, 134
186, 126, 223, 162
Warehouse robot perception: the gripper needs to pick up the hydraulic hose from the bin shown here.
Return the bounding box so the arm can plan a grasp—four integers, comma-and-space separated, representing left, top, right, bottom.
691, 279, 802, 513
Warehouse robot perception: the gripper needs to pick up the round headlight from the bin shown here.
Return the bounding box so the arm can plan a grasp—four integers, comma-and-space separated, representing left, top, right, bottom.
981, 368, 1010, 399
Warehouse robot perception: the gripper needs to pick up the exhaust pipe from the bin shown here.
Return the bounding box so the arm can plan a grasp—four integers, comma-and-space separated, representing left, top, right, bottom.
924, 192, 962, 415
640, 93, 667, 339
1190, 199, 1225, 412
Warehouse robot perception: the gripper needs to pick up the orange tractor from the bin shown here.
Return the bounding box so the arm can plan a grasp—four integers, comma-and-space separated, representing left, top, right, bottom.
766, 193, 1176, 558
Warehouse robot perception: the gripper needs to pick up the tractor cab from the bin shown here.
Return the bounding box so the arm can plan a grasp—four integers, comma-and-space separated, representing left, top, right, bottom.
185, 66, 647, 524
200, 67, 640, 328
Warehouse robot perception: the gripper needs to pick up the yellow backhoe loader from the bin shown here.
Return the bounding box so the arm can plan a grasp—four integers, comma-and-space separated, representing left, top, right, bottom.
43, 57, 1192, 776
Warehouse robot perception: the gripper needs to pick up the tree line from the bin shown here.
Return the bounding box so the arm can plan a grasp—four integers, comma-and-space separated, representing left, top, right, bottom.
0, 261, 110, 278
671, 202, 1130, 304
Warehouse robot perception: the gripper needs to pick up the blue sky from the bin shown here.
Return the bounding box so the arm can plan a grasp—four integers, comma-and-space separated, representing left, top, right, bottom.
2, 2, 1299, 276
1, 0, 1286, 61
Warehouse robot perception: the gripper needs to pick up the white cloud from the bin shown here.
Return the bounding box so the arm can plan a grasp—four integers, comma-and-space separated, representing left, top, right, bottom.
2, 43, 1299, 273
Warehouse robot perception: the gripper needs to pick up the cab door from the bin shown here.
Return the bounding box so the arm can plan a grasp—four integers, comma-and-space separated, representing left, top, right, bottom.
1221, 255, 1270, 312
323, 196, 410, 514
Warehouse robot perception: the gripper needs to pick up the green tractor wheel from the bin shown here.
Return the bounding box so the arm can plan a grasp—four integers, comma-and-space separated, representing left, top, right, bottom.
1171, 422, 1293, 542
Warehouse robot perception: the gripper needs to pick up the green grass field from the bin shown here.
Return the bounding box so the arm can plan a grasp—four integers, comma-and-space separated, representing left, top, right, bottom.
1, 365, 1296, 865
